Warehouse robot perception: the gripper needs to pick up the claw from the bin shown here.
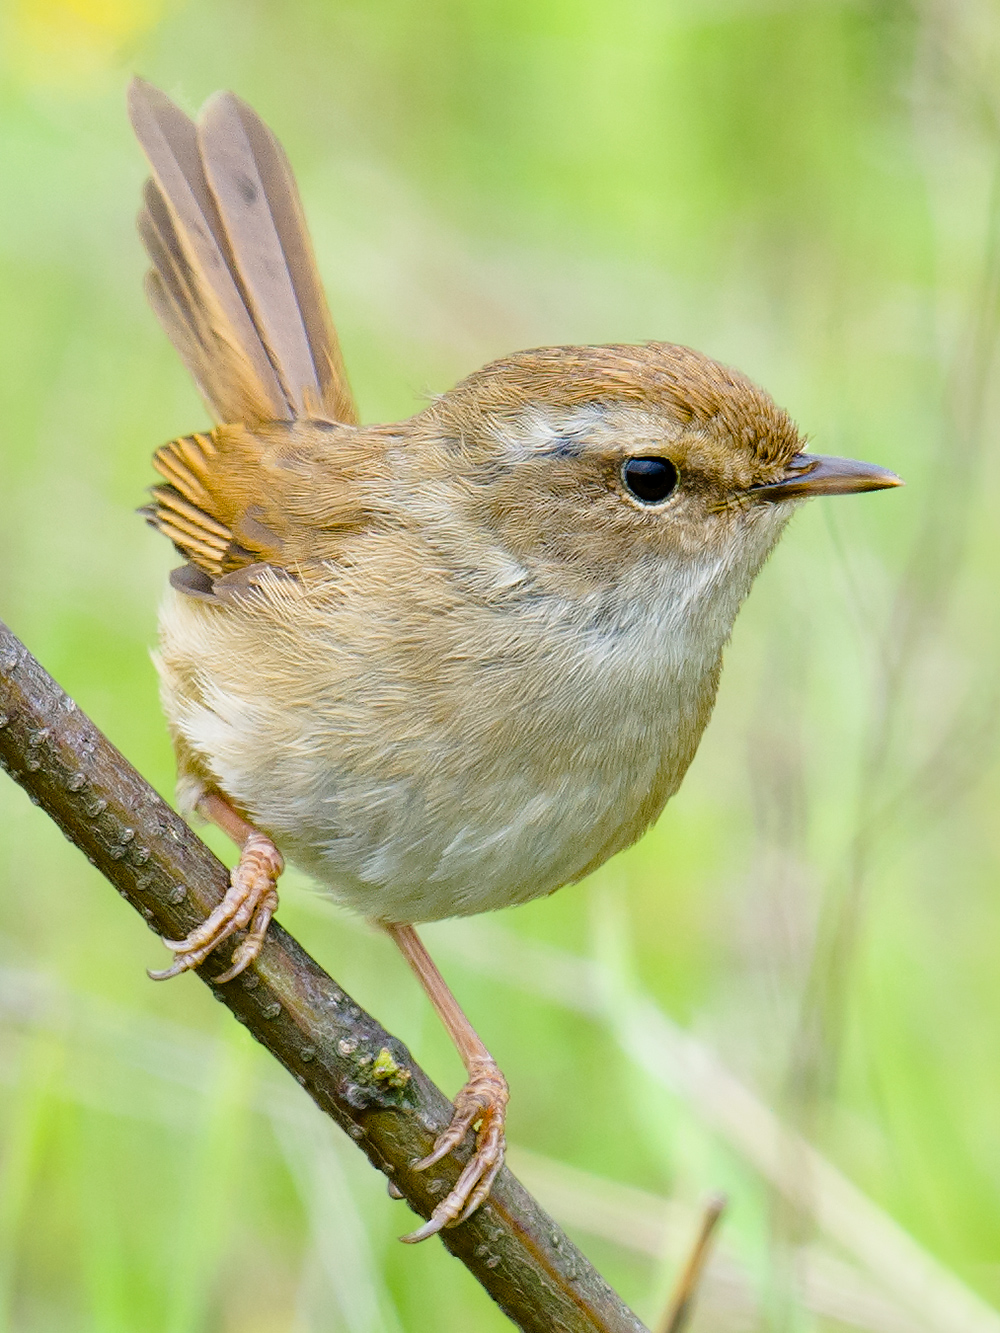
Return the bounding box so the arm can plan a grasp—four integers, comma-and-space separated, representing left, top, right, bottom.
400, 1215, 447, 1245
150, 832, 282, 983
454, 1130, 505, 1224
213, 888, 277, 984
401, 1057, 508, 1242
147, 958, 191, 982
212, 943, 256, 986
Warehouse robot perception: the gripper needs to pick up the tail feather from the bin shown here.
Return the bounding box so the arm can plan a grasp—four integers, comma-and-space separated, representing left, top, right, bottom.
198, 92, 356, 423
128, 77, 357, 427
139, 179, 273, 422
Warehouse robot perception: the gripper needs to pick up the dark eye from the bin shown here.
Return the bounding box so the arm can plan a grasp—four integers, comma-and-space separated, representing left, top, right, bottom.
621, 456, 679, 504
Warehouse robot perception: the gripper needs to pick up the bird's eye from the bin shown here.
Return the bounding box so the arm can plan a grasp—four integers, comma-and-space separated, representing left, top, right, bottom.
621, 456, 679, 505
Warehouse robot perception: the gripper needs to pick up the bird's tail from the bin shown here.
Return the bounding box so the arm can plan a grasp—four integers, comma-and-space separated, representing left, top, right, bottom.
128, 77, 357, 427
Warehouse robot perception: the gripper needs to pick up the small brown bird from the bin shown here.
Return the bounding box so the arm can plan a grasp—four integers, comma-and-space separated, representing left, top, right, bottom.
128, 78, 901, 1242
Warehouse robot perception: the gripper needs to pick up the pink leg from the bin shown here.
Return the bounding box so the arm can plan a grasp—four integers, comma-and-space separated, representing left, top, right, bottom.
150, 790, 282, 983
384, 923, 508, 1243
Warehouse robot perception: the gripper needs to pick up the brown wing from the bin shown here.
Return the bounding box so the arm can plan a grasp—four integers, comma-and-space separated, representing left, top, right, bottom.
144, 418, 390, 590
129, 77, 357, 427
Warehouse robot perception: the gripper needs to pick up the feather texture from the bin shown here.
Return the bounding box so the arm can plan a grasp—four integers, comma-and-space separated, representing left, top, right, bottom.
144, 419, 389, 579
129, 83, 900, 940
129, 77, 357, 427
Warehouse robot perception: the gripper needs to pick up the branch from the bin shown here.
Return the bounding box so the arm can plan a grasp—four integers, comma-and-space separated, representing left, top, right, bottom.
0, 619, 647, 1333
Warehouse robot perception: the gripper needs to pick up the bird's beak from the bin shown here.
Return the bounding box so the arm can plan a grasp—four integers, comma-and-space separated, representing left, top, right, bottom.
752, 452, 903, 502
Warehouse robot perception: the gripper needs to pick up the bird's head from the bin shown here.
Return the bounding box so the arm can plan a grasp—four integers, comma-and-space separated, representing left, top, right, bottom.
415, 343, 900, 613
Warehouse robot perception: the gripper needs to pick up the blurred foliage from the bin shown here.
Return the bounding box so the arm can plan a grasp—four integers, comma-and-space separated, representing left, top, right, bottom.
2, 1, 1000, 1329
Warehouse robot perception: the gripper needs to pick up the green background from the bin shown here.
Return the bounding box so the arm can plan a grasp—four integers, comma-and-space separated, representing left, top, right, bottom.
1, 1, 999, 1329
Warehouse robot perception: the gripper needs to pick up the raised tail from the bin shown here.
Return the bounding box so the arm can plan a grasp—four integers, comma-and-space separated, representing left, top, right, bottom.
128, 77, 357, 427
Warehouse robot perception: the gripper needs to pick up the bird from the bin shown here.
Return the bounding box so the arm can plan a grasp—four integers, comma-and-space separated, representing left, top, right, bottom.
127, 76, 901, 1243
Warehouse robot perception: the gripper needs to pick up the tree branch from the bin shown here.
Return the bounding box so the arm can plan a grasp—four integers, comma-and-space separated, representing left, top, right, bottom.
0, 619, 647, 1333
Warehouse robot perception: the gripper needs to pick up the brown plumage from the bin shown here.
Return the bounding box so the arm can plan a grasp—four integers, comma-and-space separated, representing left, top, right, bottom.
147, 419, 389, 584
131, 77, 356, 426
129, 78, 901, 1242
145, 338, 803, 592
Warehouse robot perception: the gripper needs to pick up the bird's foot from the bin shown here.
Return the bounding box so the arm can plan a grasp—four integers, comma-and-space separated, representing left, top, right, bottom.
149, 832, 283, 983
402, 1056, 508, 1242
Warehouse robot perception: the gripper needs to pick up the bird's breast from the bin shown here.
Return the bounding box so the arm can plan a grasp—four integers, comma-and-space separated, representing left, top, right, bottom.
155, 546, 731, 924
